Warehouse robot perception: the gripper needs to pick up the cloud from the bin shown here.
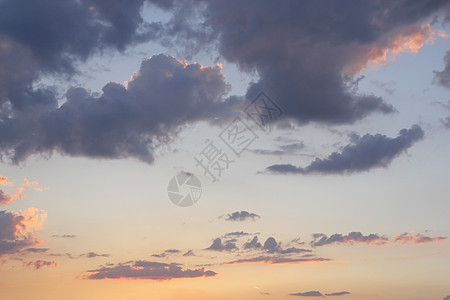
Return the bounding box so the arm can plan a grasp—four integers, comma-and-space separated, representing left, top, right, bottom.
24, 248, 49, 253
0, 208, 46, 256
85, 260, 217, 280
183, 250, 195, 257
206, 238, 237, 252
223, 231, 253, 238
267, 125, 424, 175
243, 236, 262, 250
226, 256, 331, 265
311, 232, 388, 247
51, 234, 76, 238
251, 142, 305, 156
155, 1, 450, 124
443, 295, 450, 300
224, 211, 260, 222
0, 176, 13, 187
23, 260, 57, 270
0, 0, 157, 75
0, 188, 23, 204
433, 51, 450, 88
289, 291, 350, 297
0, 176, 43, 204
394, 233, 448, 244
325, 292, 350, 296
82, 252, 110, 258
289, 291, 323, 297
0, 54, 232, 163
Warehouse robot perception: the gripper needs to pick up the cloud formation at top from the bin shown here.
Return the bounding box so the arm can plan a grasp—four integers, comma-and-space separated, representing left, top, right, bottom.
156, 0, 450, 124
0, 54, 231, 163
0, 0, 447, 165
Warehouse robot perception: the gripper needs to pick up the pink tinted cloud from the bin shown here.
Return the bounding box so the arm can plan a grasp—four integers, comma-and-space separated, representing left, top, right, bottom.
0, 208, 47, 256
394, 233, 448, 244
23, 260, 57, 270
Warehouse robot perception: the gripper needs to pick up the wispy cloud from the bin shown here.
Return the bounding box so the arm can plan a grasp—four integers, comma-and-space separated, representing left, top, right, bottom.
223, 211, 261, 222
23, 260, 57, 270
394, 233, 448, 244
311, 232, 388, 247
267, 126, 424, 175
226, 256, 331, 265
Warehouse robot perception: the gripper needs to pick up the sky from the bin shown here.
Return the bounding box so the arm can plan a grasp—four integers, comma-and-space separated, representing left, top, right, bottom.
0, 1, 450, 299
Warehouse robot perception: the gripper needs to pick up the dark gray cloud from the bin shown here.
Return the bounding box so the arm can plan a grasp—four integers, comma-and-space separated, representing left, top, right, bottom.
0, 54, 231, 163
206, 238, 237, 252
243, 236, 262, 250
433, 51, 450, 88
267, 125, 424, 175
85, 260, 216, 280
311, 232, 388, 247
0, 0, 446, 165
155, 0, 450, 124
0, 0, 156, 74
224, 211, 260, 222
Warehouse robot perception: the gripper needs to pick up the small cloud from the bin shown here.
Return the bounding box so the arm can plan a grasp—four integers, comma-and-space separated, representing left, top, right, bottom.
325, 292, 350, 296
311, 232, 388, 247
82, 252, 110, 258
23, 260, 57, 270
165, 249, 181, 254
24, 248, 49, 253
51, 234, 76, 238
244, 236, 262, 250
394, 233, 448, 244
223, 211, 260, 222
289, 291, 323, 297
290, 291, 350, 297
206, 238, 238, 252
223, 231, 253, 238
183, 250, 195, 257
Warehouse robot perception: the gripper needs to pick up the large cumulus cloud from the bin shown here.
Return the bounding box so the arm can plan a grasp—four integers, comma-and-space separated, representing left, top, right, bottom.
0, 54, 231, 163
155, 0, 450, 124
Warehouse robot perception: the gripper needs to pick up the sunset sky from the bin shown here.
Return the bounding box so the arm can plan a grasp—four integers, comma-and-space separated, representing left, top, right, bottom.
0, 1, 450, 299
